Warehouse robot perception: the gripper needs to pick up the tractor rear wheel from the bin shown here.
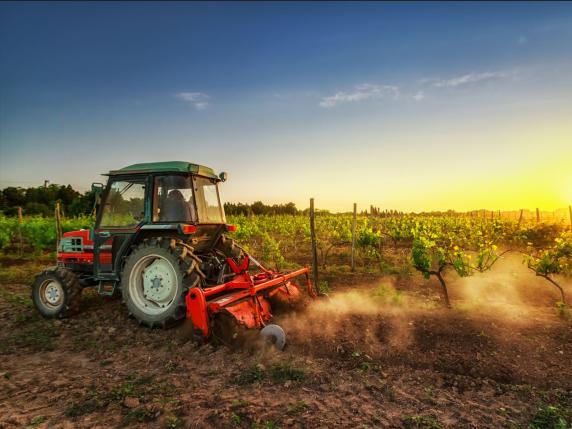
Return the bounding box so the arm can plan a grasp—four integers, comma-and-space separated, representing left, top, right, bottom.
31, 267, 82, 319
121, 238, 201, 328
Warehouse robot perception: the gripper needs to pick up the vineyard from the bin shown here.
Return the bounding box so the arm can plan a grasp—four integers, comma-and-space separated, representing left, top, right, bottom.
1, 211, 572, 428
1, 211, 571, 307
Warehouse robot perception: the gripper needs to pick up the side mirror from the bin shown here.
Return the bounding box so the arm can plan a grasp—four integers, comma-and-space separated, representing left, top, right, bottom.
91, 183, 104, 205
219, 172, 228, 182
91, 182, 104, 194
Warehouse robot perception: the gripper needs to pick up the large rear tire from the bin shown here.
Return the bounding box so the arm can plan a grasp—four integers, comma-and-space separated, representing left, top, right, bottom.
31, 268, 82, 319
121, 238, 201, 328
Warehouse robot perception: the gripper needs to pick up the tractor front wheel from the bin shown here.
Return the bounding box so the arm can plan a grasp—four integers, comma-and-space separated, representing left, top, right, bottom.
121, 238, 201, 328
31, 268, 82, 319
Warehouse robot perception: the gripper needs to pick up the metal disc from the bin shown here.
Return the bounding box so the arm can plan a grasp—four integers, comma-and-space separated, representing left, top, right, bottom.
260, 324, 287, 351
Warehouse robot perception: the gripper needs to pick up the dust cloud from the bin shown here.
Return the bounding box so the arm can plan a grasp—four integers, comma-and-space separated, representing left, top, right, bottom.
451, 252, 569, 319
276, 254, 570, 355
279, 280, 420, 354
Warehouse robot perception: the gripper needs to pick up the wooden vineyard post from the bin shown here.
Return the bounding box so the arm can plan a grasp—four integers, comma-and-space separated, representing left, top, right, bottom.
351, 203, 357, 272
17, 206, 23, 255
55, 201, 63, 252
517, 209, 523, 228
309, 198, 319, 294
536, 208, 540, 224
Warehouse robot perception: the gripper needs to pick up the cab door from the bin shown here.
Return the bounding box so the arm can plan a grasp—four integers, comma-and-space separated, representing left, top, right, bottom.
93, 177, 148, 280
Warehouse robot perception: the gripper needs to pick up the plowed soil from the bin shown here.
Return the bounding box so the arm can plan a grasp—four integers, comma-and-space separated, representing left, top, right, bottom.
1, 256, 571, 429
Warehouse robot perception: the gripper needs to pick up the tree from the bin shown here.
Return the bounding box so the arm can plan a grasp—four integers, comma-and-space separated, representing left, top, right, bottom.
2, 187, 26, 208
525, 232, 572, 304
411, 235, 503, 308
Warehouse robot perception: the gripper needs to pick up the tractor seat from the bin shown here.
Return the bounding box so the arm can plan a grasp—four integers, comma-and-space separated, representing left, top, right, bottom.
160, 190, 193, 222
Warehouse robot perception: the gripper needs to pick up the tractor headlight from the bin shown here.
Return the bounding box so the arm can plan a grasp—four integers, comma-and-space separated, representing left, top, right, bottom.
219, 172, 228, 182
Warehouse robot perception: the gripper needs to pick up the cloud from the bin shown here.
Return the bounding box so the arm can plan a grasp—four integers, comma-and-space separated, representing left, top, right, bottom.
517, 35, 527, 45
412, 91, 425, 101
174, 92, 210, 110
319, 83, 399, 108
431, 70, 515, 88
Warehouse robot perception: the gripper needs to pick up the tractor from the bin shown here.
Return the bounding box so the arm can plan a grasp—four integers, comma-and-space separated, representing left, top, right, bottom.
32, 161, 315, 348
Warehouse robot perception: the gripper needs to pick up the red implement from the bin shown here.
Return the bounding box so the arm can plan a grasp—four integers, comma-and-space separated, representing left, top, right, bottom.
185, 256, 315, 340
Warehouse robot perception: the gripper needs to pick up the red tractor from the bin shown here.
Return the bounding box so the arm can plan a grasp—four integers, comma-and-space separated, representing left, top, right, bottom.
32, 161, 315, 348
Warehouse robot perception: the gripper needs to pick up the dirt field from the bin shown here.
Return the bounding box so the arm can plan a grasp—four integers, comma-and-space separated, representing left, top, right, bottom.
1, 256, 571, 429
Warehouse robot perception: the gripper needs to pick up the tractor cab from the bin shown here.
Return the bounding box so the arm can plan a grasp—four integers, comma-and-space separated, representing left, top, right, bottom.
91, 162, 228, 282
57, 161, 229, 283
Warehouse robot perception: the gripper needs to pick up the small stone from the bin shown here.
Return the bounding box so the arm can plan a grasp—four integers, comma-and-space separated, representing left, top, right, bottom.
108, 327, 116, 334
53, 379, 67, 388
123, 397, 140, 408
284, 380, 292, 388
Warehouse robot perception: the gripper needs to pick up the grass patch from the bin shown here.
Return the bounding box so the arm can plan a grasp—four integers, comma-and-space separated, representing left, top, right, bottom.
286, 400, 308, 415
230, 412, 242, 426
317, 280, 331, 294
165, 416, 183, 429
232, 365, 265, 385
232, 362, 306, 386
372, 283, 406, 306
231, 399, 250, 409
403, 415, 443, 429
268, 362, 306, 383
65, 399, 102, 418
64, 375, 163, 421
0, 321, 58, 354
108, 374, 155, 402
122, 407, 158, 425
0, 288, 33, 308
529, 404, 571, 429
26, 416, 47, 429
0, 260, 47, 284
252, 421, 281, 429
555, 302, 571, 321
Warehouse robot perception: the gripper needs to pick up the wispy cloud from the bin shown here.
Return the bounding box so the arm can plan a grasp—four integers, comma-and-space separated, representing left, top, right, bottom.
430, 70, 516, 88
412, 91, 425, 101
319, 83, 399, 108
174, 92, 210, 110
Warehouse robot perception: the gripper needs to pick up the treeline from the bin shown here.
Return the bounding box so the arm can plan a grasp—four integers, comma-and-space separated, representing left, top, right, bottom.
0, 185, 302, 217
0, 185, 95, 217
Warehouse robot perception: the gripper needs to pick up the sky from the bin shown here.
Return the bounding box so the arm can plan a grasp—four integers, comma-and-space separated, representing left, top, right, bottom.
1, 2, 571, 212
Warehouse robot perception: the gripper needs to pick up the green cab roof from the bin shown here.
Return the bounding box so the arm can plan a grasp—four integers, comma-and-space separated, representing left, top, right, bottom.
108, 161, 220, 180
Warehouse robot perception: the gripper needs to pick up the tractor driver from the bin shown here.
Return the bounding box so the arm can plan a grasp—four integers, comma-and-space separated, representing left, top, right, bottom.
160, 189, 196, 222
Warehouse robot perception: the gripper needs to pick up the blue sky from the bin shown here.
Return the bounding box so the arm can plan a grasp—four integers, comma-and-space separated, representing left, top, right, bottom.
1, 2, 571, 211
